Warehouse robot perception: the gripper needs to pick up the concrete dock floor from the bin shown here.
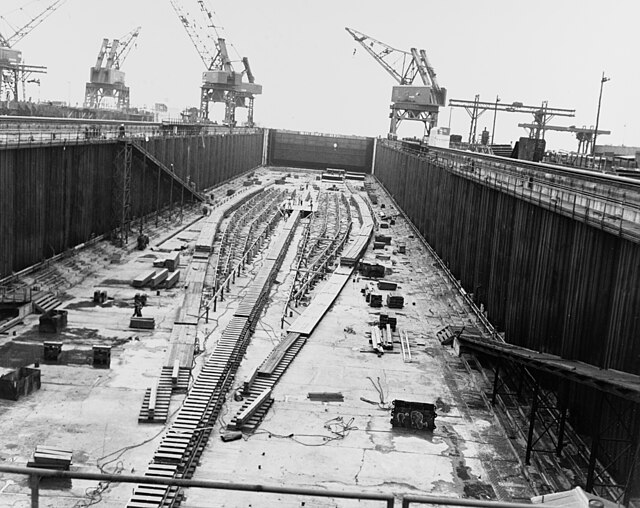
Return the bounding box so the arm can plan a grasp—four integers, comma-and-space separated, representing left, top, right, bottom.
0, 168, 538, 507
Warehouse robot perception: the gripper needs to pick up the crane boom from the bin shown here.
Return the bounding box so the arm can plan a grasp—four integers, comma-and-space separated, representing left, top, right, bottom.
105, 39, 119, 70
94, 39, 109, 68
0, 0, 67, 48
169, 0, 227, 71
114, 26, 141, 69
345, 27, 417, 84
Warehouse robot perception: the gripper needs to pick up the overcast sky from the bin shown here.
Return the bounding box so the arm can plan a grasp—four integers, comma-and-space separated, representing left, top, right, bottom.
2, 0, 638, 151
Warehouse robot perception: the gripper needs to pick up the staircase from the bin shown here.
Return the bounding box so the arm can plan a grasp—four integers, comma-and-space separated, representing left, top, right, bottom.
130, 141, 206, 202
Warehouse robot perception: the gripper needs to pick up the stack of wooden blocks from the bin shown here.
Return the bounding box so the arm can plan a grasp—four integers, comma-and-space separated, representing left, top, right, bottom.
386, 294, 404, 309
27, 445, 72, 470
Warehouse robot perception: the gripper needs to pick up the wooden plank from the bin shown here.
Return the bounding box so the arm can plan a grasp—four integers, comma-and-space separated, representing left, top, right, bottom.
150, 268, 169, 288
257, 332, 300, 376
171, 360, 180, 385
164, 270, 180, 289
148, 384, 158, 420
130, 317, 155, 329
231, 388, 272, 428
288, 271, 352, 335
242, 367, 259, 394
132, 270, 156, 288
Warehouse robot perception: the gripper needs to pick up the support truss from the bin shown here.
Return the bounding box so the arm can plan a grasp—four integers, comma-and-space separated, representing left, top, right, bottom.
486, 354, 640, 505
113, 140, 132, 246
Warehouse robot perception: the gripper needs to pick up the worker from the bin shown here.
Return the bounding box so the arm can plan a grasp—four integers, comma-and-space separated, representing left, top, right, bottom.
133, 293, 143, 317
118, 124, 126, 138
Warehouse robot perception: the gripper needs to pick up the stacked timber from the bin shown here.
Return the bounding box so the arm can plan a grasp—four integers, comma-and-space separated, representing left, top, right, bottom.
386, 294, 404, 309
379, 313, 397, 331
27, 446, 72, 470
369, 293, 383, 307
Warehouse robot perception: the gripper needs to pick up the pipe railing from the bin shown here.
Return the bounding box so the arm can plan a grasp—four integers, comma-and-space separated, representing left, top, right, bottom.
0, 464, 539, 508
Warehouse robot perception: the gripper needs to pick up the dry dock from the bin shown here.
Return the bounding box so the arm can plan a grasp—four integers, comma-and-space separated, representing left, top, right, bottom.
0, 168, 535, 507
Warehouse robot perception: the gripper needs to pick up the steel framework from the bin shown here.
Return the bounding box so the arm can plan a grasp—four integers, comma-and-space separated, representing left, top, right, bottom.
113, 140, 133, 246
458, 334, 640, 505
169, 0, 261, 126
449, 97, 575, 144
517, 123, 611, 155
345, 27, 446, 138
0, 0, 66, 101
84, 26, 141, 109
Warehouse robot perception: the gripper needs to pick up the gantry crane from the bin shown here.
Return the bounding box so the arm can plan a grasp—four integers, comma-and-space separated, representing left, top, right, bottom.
517, 123, 610, 154
0, 0, 66, 101
345, 27, 447, 139
84, 26, 142, 109
169, 0, 262, 126
449, 96, 576, 144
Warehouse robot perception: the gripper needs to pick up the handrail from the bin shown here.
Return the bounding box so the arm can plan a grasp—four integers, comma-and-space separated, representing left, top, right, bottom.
402, 494, 533, 507
0, 464, 539, 508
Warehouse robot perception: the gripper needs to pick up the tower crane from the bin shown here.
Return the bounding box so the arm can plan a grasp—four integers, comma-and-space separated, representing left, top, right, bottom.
345, 27, 447, 139
0, 0, 67, 101
169, 0, 262, 126
84, 26, 142, 109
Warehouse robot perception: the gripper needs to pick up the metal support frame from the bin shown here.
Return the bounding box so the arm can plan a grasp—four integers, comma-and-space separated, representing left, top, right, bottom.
473, 352, 640, 505
449, 97, 575, 145
0, 63, 47, 102
389, 105, 439, 139
200, 86, 255, 127
585, 393, 640, 504
84, 82, 130, 109
523, 375, 568, 465
113, 140, 132, 246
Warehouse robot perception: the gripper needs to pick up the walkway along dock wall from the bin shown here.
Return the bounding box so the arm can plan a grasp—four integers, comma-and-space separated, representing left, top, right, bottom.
0, 130, 264, 279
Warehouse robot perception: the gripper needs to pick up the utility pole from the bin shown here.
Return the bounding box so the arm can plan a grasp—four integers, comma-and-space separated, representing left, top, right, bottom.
592, 72, 610, 158
491, 95, 500, 145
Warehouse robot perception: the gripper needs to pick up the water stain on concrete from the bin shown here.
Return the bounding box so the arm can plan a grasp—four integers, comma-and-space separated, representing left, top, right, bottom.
435, 397, 451, 413
464, 482, 497, 500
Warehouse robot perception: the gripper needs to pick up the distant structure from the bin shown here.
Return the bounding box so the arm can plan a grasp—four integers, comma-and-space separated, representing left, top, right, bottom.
169, 0, 262, 126
449, 96, 575, 145
0, 0, 66, 101
517, 123, 611, 155
84, 26, 142, 110
345, 27, 447, 139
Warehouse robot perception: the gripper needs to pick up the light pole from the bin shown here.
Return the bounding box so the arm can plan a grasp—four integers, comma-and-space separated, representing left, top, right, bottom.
592, 72, 610, 158
491, 95, 500, 145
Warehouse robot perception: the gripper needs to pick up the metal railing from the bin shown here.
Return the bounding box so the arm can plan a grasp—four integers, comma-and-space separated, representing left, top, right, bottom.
0, 121, 261, 148
0, 464, 538, 508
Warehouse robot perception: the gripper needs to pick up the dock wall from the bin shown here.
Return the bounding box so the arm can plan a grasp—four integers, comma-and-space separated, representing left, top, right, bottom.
0, 131, 264, 278
268, 129, 374, 173
374, 143, 640, 375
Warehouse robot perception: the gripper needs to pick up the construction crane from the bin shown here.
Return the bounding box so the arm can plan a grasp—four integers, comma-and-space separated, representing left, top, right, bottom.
517, 123, 610, 154
169, 0, 262, 126
84, 26, 142, 109
0, 0, 66, 101
449, 96, 576, 144
345, 27, 447, 139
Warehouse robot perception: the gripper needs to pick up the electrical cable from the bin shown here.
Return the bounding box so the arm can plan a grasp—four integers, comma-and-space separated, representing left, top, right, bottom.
246, 416, 358, 447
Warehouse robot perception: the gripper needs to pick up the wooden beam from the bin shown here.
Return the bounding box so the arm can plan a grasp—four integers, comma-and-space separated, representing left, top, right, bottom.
233, 388, 272, 428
